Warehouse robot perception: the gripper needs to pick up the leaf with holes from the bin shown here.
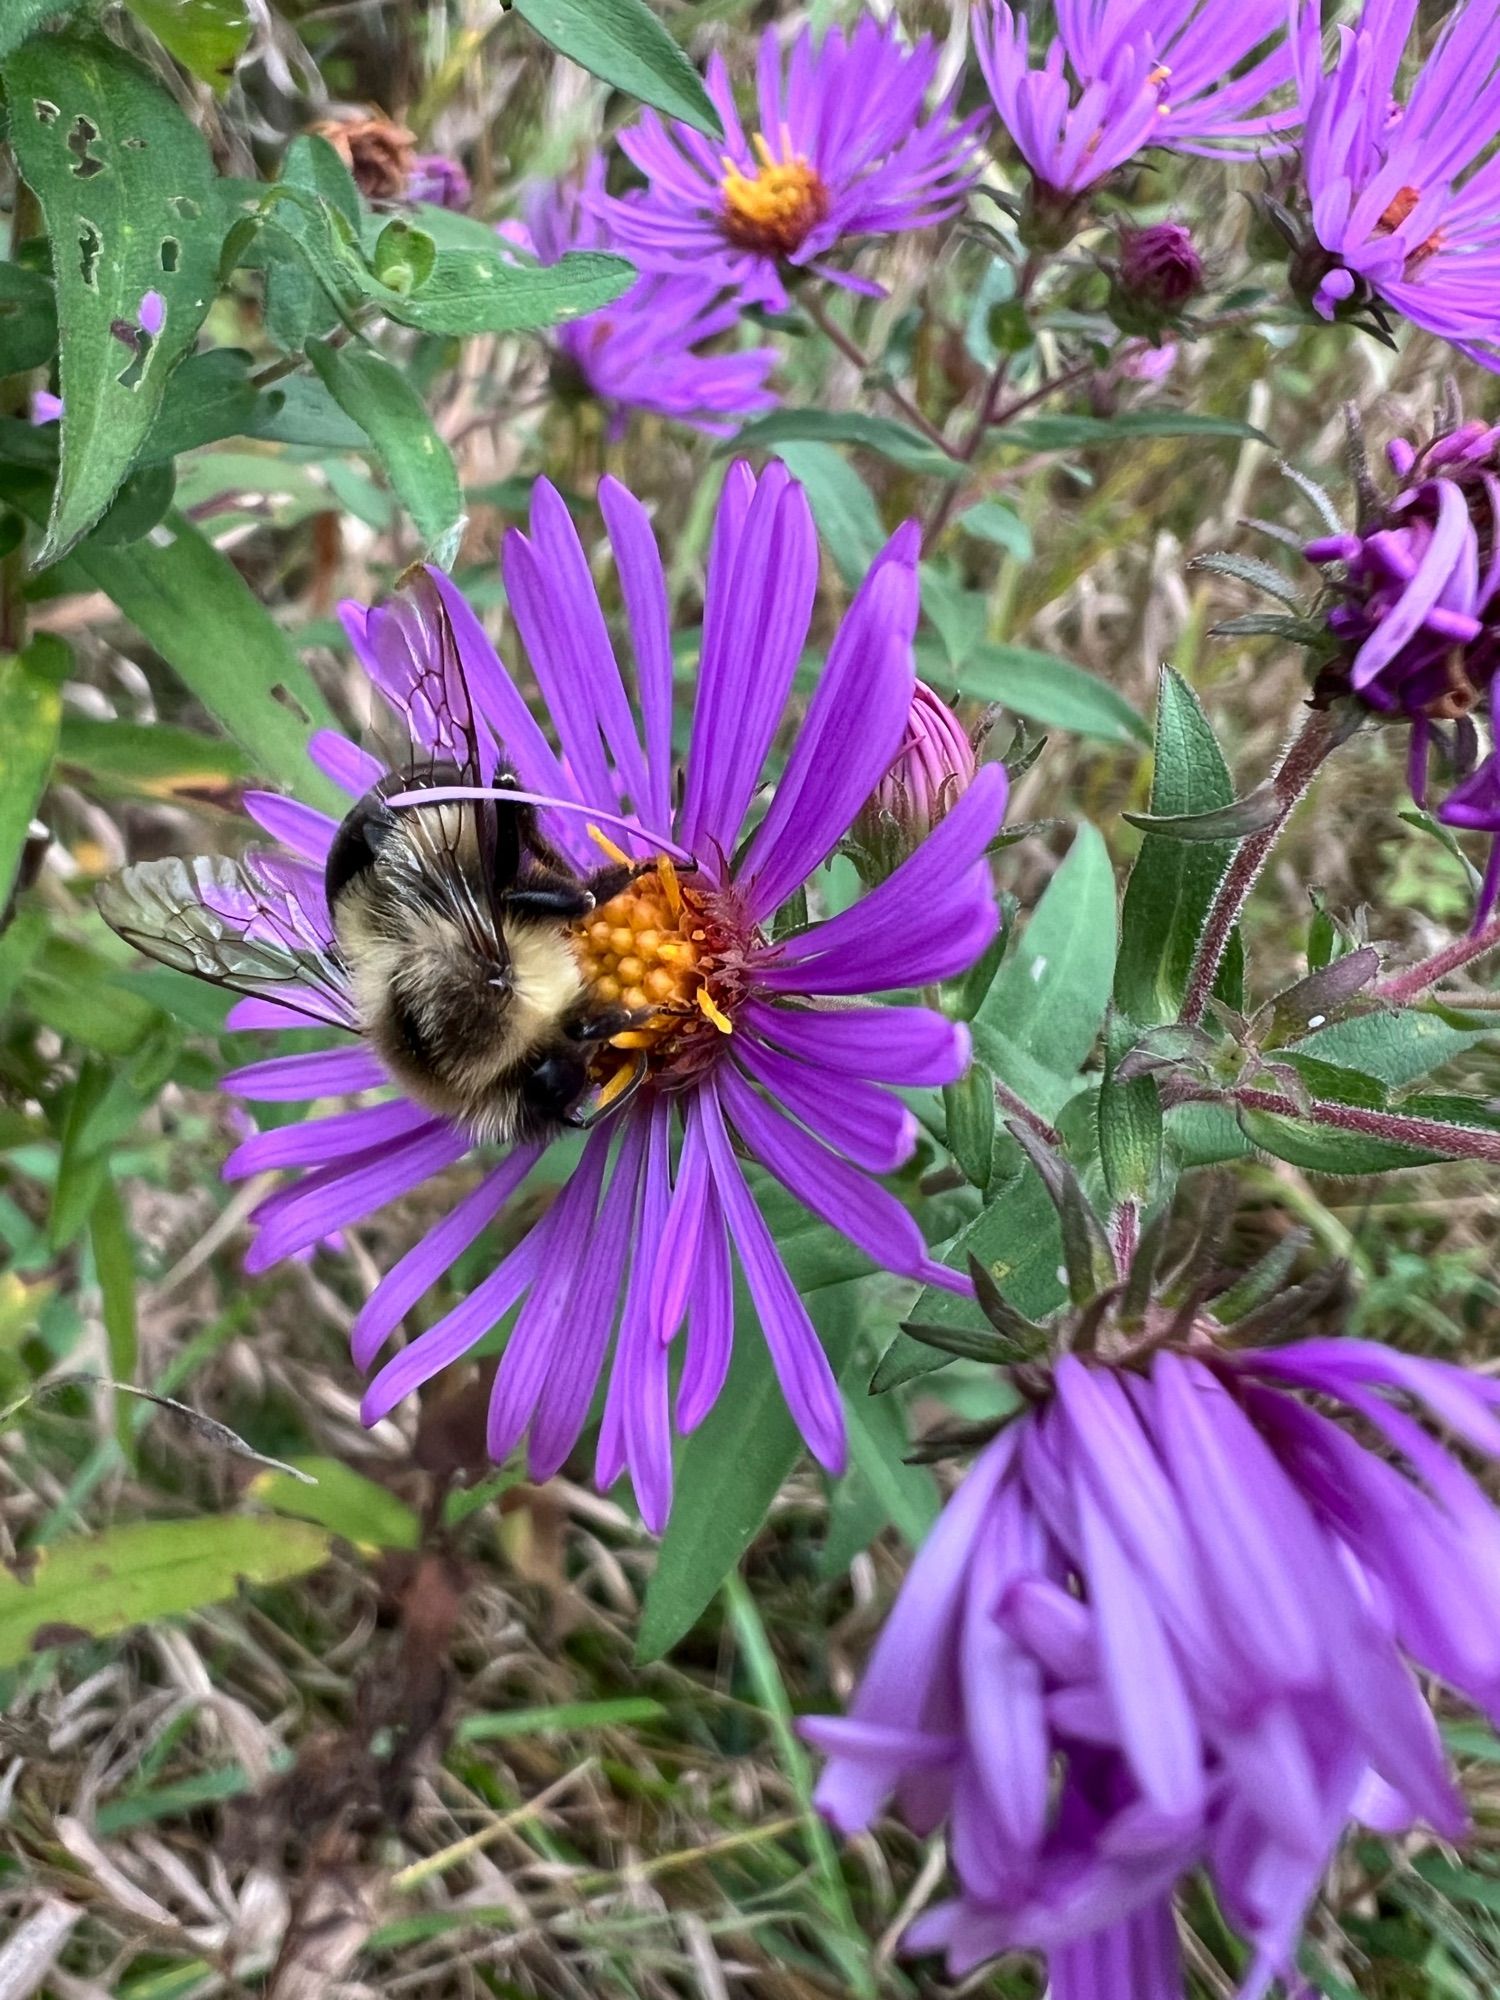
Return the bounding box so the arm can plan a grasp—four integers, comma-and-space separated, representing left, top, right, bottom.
3, 33, 221, 561
122, 0, 251, 92
511, 0, 722, 138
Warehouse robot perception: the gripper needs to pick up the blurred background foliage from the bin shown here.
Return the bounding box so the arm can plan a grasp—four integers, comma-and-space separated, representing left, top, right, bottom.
1, 0, 1500, 1995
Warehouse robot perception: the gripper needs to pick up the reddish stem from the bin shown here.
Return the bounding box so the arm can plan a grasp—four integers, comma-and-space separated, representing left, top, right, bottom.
1373, 913, 1500, 1006
1228, 1085, 1500, 1165
1178, 708, 1341, 1028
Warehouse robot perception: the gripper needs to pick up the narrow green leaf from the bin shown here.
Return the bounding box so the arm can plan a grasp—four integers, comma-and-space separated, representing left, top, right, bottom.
89, 1174, 138, 1457
57, 714, 251, 791
958, 500, 1033, 560
962, 642, 1152, 748
458, 1697, 666, 1742
1114, 666, 1241, 1024
998, 410, 1267, 452
511, 0, 723, 138
67, 511, 342, 805
975, 822, 1117, 1114
0, 643, 61, 912
1296, 1007, 1491, 1087
843, 1389, 940, 1548
769, 439, 885, 589
250, 1455, 420, 1551
0, 1515, 332, 1666
1098, 1016, 1161, 1206
0, 261, 58, 374
122, 0, 251, 91
730, 407, 959, 478
4, 33, 221, 559
307, 337, 462, 555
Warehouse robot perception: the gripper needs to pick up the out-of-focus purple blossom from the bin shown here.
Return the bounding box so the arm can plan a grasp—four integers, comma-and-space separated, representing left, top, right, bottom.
805, 1338, 1500, 1997
974, 0, 1301, 204
1305, 409, 1500, 916
520, 171, 778, 437
138, 289, 166, 338
600, 18, 984, 310
1438, 754, 1500, 925
1118, 340, 1180, 387
198, 467, 1007, 1530
29, 390, 62, 425
408, 152, 472, 211
1291, 0, 1500, 369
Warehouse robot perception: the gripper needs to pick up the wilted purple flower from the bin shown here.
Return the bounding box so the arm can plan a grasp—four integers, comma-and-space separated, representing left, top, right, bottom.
1438, 753, 1500, 925
212, 466, 1007, 1529
600, 18, 983, 310
521, 169, 778, 438
408, 152, 472, 212
805, 1339, 1500, 1996
1291, 0, 1500, 369
1305, 408, 1500, 916
974, 0, 1301, 203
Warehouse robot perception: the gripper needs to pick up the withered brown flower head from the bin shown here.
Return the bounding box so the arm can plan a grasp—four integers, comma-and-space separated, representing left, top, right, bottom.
312, 113, 416, 202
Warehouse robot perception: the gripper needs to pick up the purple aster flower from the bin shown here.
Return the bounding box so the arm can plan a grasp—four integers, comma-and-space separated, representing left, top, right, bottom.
198, 466, 1005, 1530
408, 152, 472, 212
973, 0, 1301, 204
520, 168, 778, 438
1304, 406, 1500, 918
600, 18, 983, 311
1291, 0, 1500, 369
1438, 752, 1500, 925
805, 1337, 1500, 1998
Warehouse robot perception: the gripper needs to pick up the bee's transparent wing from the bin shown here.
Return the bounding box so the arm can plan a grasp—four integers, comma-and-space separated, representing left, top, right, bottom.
97, 855, 356, 1028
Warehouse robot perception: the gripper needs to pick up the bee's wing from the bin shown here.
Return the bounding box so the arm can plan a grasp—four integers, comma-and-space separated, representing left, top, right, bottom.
97, 855, 355, 1028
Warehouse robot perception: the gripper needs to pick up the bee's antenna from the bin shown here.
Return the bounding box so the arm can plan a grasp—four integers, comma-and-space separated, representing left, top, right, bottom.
381, 785, 695, 866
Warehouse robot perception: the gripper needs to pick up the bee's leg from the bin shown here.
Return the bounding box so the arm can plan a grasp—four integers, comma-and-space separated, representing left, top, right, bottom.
503, 872, 598, 922
564, 1003, 638, 1045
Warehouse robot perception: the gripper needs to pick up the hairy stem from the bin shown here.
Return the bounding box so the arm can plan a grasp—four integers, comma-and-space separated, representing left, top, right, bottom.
1228, 1086, 1500, 1166
1178, 707, 1342, 1027
992, 1074, 1062, 1149
1373, 912, 1500, 1006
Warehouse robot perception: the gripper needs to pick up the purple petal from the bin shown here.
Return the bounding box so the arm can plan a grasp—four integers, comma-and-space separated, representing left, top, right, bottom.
223, 1044, 386, 1102
744, 999, 971, 1085
308, 730, 384, 797
242, 792, 339, 862
225, 1097, 433, 1179
247, 1120, 467, 1270
732, 1034, 917, 1173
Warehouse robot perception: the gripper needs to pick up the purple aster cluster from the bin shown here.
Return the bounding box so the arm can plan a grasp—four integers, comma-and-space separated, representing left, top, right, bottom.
599, 17, 984, 310
1305, 409, 1500, 919
973, 0, 1300, 206
1290, 0, 1500, 370
807, 1339, 1500, 1999
517, 166, 778, 438
214, 466, 1008, 1529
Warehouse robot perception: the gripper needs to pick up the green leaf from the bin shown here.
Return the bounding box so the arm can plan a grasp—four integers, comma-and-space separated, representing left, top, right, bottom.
4, 32, 221, 559
57, 713, 251, 792
1098, 1014, 1161, 1205
0, 0, 87, 60
843, 1388, 940, 1549
511, 0, 723, 138
122, 0, 251, 91
307, 337, 462, 556
974, 822, 1117, 1115
873, 1170, 1066, 1393
0, 1515, 332, 1666
729, 408, 959, 479
637, 1257, 866, 1663
139, 348, 372, 459
0, 641, 61, 913
66, 511, 342, 804
457, 1696, 667, 1742
958, 499, 1033, 560
1114, 666, 1240, 1024
1297, 1007, 1492, 1088
768, 439, 884, 589
89, 1174, 137, 1455
998, 410, 1267, 452
962, 642, 1152, 748
250, 1456, 420, 1551
0, 260, 58, 374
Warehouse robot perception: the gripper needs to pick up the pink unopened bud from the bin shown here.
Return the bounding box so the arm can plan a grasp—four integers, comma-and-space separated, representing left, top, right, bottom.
1113, 222, 1204, 330
855, 682, 978, 879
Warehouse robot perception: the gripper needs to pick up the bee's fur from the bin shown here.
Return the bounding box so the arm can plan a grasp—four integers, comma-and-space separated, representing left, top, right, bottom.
326, 776, 636, 1145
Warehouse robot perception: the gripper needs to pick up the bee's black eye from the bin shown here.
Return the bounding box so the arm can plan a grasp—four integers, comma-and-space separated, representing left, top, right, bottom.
519, 1052, 588, 1127
324, 787, 396, 906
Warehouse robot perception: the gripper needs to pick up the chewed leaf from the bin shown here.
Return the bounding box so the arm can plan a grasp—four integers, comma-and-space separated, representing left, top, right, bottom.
3, 32, 221, 560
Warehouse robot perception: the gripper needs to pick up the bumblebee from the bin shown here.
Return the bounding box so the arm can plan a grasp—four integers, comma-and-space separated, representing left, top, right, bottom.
98, 577, 652, 1143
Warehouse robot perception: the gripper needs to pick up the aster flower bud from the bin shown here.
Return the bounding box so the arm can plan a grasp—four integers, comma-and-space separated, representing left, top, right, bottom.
407, 153, 471, 212
1109, 222, 1204, 333
852, 681, 980, 881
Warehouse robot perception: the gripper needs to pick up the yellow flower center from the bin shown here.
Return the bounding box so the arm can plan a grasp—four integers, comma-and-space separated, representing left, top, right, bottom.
571, 850, 747, 1105
719, 130, 830, 258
